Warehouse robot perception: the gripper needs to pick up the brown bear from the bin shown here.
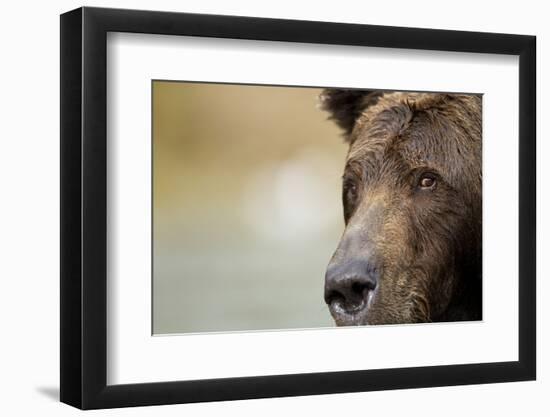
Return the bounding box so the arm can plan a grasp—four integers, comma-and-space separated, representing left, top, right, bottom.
321, 89, 482, 326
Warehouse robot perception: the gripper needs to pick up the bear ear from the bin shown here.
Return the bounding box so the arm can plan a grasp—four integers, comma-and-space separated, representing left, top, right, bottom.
319, 89, 382, 140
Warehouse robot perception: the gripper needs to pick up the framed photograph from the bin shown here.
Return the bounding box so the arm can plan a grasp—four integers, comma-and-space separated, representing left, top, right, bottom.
60, 6, 536, 409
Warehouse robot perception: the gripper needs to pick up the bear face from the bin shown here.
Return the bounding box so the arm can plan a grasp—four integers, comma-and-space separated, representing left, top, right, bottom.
321, 90, 482, 325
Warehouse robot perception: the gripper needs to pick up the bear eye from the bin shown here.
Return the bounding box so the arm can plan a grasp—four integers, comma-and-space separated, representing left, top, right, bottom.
418, 173, 437, 189
344, 181, 358, 200
342, 179, 359, 223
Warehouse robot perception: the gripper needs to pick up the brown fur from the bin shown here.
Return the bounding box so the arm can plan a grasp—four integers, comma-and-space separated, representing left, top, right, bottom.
321, 90, 482, 325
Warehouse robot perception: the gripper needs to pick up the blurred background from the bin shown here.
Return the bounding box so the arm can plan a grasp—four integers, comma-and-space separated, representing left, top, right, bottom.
153, 81, 347, 334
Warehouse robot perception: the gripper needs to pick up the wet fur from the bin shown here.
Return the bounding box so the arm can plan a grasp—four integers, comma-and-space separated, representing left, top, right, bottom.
321, 90, 482, 324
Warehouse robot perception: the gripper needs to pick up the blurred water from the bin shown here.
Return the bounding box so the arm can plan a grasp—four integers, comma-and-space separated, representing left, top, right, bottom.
153, 241, 335, 334
152, 81, 346, 334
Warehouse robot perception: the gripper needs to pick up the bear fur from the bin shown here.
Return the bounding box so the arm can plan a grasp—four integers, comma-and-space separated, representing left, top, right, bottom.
321, 89, 482, 325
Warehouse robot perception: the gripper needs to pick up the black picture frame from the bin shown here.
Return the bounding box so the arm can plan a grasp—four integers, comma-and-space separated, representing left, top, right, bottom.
60, 6, 536, 410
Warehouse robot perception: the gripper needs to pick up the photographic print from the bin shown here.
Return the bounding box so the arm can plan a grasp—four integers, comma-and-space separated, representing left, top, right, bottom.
152, 82, 482, 334
61, 7, 535, 408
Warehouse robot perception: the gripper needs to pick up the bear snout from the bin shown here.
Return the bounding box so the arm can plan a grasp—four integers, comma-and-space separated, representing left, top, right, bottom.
324, 258, 379, 324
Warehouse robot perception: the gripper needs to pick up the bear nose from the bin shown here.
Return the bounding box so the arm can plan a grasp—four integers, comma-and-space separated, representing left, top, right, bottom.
324, 259, 378, 310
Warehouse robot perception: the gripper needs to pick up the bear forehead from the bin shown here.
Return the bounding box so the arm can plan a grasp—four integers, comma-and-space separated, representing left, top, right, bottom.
347, 92, 480, 168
